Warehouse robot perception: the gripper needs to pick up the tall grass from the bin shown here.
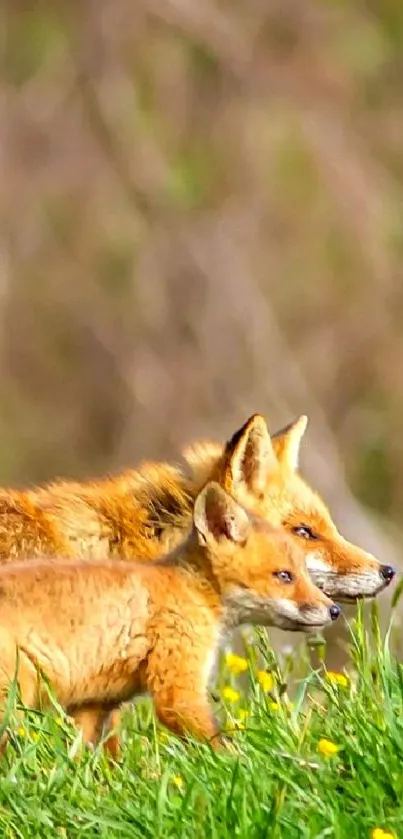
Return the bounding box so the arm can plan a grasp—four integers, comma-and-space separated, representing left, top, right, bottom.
0, 590, 402, 839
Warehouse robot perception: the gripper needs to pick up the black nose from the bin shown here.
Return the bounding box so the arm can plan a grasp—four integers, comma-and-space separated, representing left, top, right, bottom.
329, 604, 341, 622
380, 565, 395, 583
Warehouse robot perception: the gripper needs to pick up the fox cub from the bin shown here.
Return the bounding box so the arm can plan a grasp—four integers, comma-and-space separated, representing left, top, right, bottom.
0, 482, 339, 757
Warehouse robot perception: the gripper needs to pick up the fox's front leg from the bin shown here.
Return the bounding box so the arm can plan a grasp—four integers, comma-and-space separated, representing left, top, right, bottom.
154, 692, 224, 748
69, 704, 121, 760
146, 630, 229, 750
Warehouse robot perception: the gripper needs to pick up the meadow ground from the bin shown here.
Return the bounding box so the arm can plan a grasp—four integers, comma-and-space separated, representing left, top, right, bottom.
0, 591, 402, 839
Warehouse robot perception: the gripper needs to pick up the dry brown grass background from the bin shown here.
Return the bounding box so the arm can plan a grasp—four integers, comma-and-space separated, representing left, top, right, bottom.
2, 1, 403, 655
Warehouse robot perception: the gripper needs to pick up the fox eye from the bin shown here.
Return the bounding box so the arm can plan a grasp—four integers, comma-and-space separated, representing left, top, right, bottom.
292, 525, 317, 540
274, 570, 294, 584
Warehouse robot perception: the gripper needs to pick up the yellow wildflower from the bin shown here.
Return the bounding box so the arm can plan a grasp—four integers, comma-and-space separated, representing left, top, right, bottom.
226, 709, 249, 732
172, 775, 183, 789
233, 711, 249, 730
317, 738, 340, 757
371, 830, 395, 839
31, 732, 39, 743
222, 686, 240, 703
257, 671, 274, 692
55, 716, 64, 726
225, 718, 245, 732
326, 671, 349, 688
269, 701, 280, 712
225, 653, 248, 675
17, 727, 26, 738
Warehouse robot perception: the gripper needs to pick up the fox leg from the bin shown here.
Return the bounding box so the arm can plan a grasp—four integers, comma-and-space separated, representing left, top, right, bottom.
153, 694, 224, 749
0, 691, 10, 755
0, 649, 40, 755
103, 708, 122, 760
69, 704, 121, 760
146, 635, 227, 750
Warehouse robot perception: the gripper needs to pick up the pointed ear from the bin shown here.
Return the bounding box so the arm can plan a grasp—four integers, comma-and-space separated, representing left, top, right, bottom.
272, 415, 308, 471
194, 482, 250, 547
222, 414, 277, 497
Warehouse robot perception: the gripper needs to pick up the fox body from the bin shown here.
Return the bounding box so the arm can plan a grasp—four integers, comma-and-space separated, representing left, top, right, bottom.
0, 483, 339, 756
1, 415, 393, 602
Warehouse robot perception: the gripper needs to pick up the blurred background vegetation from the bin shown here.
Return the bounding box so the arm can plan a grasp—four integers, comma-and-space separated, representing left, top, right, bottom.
2, 1, 403, 612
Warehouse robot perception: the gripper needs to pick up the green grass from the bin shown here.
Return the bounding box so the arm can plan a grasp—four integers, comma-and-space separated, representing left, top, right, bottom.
0, 597, 402, 839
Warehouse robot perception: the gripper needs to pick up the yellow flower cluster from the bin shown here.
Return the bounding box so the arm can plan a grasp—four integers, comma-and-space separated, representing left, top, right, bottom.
237, 709, 248, 726
326, 671, 349, 688
224, 653, 275, 696
17, 727, 39, 743
225, 653, 248, 675
257, 670, 274, 692
222, 686, 241, 703
226, 708, 249, 731
317, 738, 340, 757
371, 829, 395, 839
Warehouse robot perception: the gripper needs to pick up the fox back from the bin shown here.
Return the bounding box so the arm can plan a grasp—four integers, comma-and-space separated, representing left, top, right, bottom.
0, 490, 73, 562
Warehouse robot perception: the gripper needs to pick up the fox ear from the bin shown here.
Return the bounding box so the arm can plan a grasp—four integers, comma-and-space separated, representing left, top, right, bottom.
222, 414, 277, 497
194, 482, 250, 546
272, 415, 308, 471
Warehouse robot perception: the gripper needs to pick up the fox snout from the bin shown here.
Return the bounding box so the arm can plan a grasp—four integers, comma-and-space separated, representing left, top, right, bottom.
264, 592, 341, 632
379, 565, 395, 584
282, 567, 342, 631
299, 601, 341, 626
306, 551, 396, 602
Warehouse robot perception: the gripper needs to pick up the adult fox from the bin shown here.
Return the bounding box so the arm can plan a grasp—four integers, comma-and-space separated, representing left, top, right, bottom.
0, 415, 395, 601
0, 483, 340, 757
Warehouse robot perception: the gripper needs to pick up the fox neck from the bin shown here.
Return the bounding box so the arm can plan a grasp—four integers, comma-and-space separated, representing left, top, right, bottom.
122, 451, 226, 555
182, 442, 224, 489
161, 530, 225, 605
136, 464, 205, 545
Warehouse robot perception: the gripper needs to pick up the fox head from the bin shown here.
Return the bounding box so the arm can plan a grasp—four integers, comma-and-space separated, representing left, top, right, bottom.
193, 481, 340, 631
184, 415, 395, 603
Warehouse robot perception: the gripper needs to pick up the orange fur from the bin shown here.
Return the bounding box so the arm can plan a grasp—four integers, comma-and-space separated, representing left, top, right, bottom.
0, 490, 73, 562
29, 462, 196, 562
0, 415, 395, 601
0, 483, 338, 757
